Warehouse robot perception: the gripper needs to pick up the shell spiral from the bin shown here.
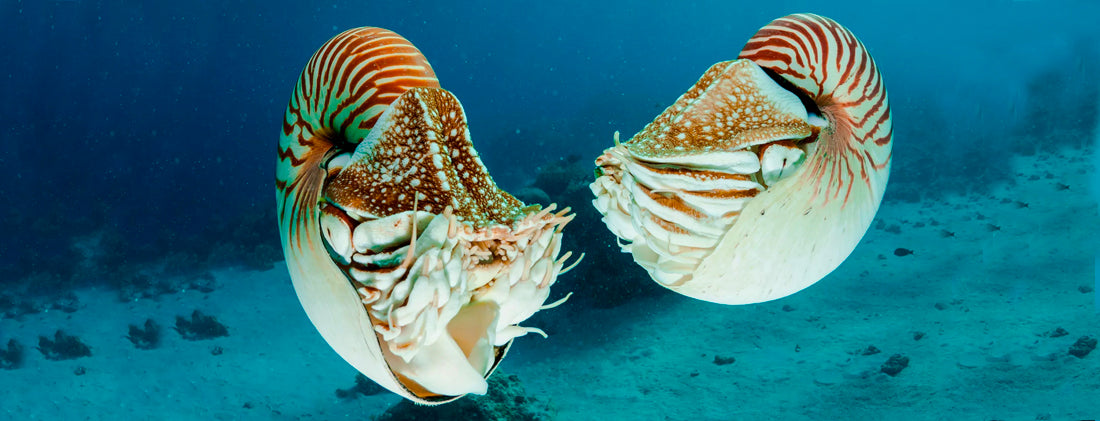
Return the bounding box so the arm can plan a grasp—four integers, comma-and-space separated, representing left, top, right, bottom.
739, 13, 893, 204
277, 28, 439, 254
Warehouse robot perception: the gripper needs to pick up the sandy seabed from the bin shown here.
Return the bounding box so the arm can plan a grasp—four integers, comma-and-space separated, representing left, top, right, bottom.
2, 145, 1097, 420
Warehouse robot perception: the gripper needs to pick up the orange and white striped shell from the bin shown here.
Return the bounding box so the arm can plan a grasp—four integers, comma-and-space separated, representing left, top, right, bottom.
591, 14, 892, 304
276, 28, 575, 404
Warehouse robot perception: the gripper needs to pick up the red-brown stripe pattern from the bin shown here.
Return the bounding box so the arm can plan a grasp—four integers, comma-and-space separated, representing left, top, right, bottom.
276, 28, 439, 253
739, 13, 892, 206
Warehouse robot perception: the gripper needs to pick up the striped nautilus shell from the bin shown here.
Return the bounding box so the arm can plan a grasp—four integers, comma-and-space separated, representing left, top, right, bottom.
591, 14, 892, 304
276, 28, 576, 404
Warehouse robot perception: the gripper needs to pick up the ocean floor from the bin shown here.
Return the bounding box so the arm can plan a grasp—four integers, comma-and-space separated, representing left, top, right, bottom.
2, 145, 1097, 420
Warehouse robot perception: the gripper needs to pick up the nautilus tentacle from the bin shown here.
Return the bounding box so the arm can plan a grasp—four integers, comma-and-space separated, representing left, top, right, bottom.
276, 28, 574, 404
591, 14, 892, 304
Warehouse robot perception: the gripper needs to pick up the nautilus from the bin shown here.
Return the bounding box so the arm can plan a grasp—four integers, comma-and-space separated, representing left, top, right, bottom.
591, 14, 892, 304
276, 28, 576, 404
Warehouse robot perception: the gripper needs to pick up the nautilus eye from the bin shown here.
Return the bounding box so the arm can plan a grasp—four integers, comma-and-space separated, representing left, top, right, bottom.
276, 28, 576, 404
590, 14, 892, 304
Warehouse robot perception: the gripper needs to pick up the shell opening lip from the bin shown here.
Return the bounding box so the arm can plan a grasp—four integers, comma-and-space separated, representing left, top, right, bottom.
759, 66, 823, 126
324, 152, 352, 173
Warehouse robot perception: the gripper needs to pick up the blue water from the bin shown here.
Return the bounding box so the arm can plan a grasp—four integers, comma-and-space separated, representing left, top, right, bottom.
2, 0, 1098, 419
1, 0, 1097, 276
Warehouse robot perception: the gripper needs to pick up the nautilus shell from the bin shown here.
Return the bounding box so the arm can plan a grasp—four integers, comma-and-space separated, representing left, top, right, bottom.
591, 14, 892, 304
276, 28, 576, 404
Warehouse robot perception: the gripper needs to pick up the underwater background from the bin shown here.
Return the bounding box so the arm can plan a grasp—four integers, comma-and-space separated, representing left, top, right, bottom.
1, 0, 1098, 419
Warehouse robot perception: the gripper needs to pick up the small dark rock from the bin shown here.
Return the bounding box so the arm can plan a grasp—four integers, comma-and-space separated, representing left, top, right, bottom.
913, 331, 925, 341
37, 330, 92, 361
781, 304, 795, 312
242, 402, 253, 409
1079, 285, 1094, 294
1043, 327, 1069, 338
175, 310, 229, 340
861, 345, 881, 356
880, 354, 909, 377
126, 319, 161, 349
712, 355, 736, 366
1, 339, 24, 369
210, 346, 224, 356
1068, 336, 1097, 358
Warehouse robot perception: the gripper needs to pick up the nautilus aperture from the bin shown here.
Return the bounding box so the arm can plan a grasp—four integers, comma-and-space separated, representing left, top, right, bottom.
591, 14, 892, 304
276, 28, 576, 404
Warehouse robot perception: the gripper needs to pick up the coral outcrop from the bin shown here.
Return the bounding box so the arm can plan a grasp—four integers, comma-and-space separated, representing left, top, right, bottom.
174, 310, 229, 340
126, 319, 161, 349
0, 339, 24, 369
37, 330, 92, 361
